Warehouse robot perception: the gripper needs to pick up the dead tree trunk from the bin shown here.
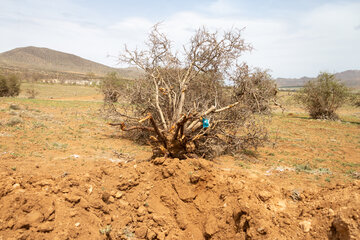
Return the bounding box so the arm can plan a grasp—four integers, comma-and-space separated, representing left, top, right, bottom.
107, 24, 274, 159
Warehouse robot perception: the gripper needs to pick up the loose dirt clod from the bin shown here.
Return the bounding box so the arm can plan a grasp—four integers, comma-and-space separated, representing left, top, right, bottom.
299, 220, 312, 233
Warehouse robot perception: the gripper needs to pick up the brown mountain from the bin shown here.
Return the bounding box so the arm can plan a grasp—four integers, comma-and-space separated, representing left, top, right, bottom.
0, 46, 142, 78
276, 70, 360, 88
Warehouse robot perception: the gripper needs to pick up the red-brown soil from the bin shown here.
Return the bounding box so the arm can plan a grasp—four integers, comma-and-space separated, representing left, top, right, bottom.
0, 157, 359, 240
0, 99, 359, 239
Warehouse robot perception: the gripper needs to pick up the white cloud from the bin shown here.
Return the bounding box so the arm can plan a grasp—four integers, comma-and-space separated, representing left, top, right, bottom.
151, 2, 360, 77
109, 17, 153, 31
1, 0, 359, 77
208, 0, 239, 15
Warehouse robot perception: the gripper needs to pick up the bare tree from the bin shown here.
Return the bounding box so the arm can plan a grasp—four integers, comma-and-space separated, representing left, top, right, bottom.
108, 24, 277, 159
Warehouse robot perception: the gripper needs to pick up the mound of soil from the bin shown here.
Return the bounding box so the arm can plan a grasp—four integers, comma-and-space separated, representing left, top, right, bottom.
0, 157, 359, 239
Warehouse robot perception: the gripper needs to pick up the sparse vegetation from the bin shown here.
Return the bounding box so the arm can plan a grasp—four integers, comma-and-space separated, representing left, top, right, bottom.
107, 24, 278, 159
26, 85, 40, 99
6, 116, 23, 126
99, 225, 112, 237
0, 74, 21, 97
350, 91, 360, 107
295, 72, 349, 120
0, 87, 359, 240
100, 72, 128, 103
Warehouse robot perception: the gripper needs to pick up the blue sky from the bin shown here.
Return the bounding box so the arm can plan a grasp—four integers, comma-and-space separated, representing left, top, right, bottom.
1, 0, 359, 78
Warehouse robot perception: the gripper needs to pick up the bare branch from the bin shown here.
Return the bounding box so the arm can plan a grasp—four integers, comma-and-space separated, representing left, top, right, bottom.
109, 122, 155, 132
106, 23, 273, 159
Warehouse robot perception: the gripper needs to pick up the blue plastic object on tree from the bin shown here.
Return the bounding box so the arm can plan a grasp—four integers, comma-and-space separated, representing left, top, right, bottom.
202, 118, 209, 128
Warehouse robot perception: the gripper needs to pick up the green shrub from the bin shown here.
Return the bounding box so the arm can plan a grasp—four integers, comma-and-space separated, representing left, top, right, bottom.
0, 75, 8, 96
100, 72, 127, 103
295, 72, 348, 120
350, 92, 360, 107
0, 74, 21, 97
6, 116, 23, 126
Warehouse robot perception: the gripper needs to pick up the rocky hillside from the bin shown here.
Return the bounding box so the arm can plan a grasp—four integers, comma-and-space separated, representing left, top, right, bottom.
0, 46, 142, 78
276, 70, 360, 88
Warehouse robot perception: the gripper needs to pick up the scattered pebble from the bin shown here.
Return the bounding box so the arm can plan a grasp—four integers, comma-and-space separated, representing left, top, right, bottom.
299, 220, 311, 233
88, 185, 93, 194
115, 191, 123, 199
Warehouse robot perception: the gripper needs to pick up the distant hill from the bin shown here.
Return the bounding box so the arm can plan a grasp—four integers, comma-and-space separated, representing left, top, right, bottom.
276, 70, 360, 88
0, 46, 142, 78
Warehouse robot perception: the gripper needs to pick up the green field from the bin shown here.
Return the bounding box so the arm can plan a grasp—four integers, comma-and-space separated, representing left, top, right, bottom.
19, 83, 100, 99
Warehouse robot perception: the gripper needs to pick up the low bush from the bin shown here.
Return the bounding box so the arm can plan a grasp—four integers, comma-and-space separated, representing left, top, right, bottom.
295, 72, 348, 120
0, 74, 21, 97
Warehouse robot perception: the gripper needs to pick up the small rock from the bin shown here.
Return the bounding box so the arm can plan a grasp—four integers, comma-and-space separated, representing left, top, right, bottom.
75, 222, 80, 227
108, 196, 115, 203
258, 191, 272, 202
291, 189, 302, 201
206, 181, 215, 189
9, 104, 21, 110
283, 219, 291, 225
16, 210, 44, 229
135, 226, 147, 238
84, 173, 91, 182
27, 211, 44, 224
190, 173, 201, 184
137, 206, 147, 216
175, 212, 188, 230
133, 202, 140, 209
7, 219, 15, 229
156, 231, 166, 240
138, 167, 146, 174
329, 208, 335, 217
172, 182, 197, 202
78, 198, 90, 210
153, 157, 165, 165
299, 220, 311, 233
115, 191, 123, 199
12, 183, 20, 189
117, 179, 139, 191
137, 216, 145, 222
162, 167, 175, 178
204, 214, 219, 237
152, 214, 166, 226
102, 192, 111, 203
147, 207, 154, 214
65, 195, 81, 204
62, 188, 70, 193
88, 185, 93, 194
257, 227, 267, 235
118, 199, 129, 208
36, 180, 53, 187
61, 172, 69, 178
37, 222, 54, 233
146, 229, 157, 239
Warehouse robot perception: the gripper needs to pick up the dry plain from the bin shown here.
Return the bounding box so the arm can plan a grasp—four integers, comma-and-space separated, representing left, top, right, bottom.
0, 83, 359, 239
